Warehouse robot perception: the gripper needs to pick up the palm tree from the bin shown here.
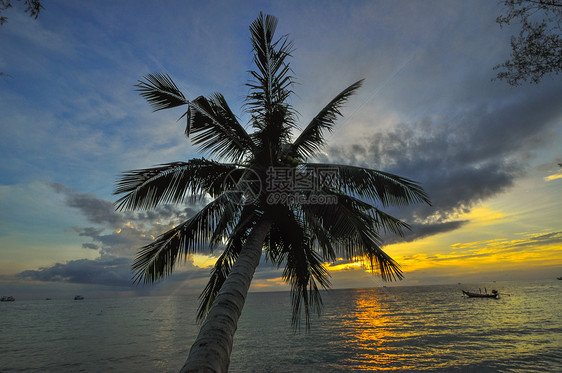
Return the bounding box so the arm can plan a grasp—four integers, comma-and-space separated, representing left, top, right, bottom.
114, 13, 430, 373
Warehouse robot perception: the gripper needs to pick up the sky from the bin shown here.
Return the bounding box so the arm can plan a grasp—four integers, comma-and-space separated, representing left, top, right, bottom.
1, 0, 561, 300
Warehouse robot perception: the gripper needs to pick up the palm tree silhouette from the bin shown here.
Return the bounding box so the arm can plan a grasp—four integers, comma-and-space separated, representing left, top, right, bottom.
115, 13, 430, 373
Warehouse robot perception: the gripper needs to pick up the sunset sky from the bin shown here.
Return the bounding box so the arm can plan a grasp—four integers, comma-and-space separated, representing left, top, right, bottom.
1, 0, 561, 299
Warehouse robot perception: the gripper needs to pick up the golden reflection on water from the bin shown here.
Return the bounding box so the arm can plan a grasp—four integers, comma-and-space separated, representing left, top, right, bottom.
339, 289, 409, 371
335, 284, 562, 372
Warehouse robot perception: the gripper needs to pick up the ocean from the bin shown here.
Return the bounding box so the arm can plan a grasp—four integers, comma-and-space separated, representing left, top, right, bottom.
1, 281, 560, 372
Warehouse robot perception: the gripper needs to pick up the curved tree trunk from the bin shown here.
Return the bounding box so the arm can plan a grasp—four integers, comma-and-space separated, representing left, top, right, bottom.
180, 216, 272, 373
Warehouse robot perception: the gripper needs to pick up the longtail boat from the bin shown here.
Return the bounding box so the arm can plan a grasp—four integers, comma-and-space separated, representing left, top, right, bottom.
462, 290, 499, 298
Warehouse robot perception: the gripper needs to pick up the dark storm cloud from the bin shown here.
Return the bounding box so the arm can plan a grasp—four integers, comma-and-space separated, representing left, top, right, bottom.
49, 182, 124, 227
384, 221, 469, 245
16, 254, 212, 289
82, 243, 99, 250
17, 256, 134, 287
325, 82, 562, 242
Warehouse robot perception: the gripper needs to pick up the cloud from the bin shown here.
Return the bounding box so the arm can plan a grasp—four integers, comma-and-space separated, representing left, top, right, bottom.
252, 258, 284, 281
82, 243, 99, 250
325, 230, 562, 286
15, 253, 213, 291
398, 231, 562, 271
49, 182, 204, 229
7, 182, 222, 289
545, 173, 562, 181
71, 225, 152, 257
384, 221, 469, 244
50, 182, 124, 226
510, 231, 562, 251
321, 81, 562, 243
47, 181, 206, 257
17, 255, 134, 288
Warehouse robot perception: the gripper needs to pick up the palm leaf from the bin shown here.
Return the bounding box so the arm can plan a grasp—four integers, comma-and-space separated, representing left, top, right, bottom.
371, 207, 411, 236
131, 192, 242, 284
262, 206, 300, 264
243, 12, 297, 166
209, 193, 246, 247
136, 73, 188, 112
298, 208, 337, 262
301, 190, 403, 281
303, 163, 431, 207
246, 12, 295, 128
283, 236, 331, 330
188, 94, 255, 161
260, 207, 330, 329
114, 160, 244, 211
292, 80, 363, 159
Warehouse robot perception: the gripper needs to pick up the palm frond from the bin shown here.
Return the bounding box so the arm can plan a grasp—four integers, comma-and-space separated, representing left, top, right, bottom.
301, 190, 403, 281
136, 73, 188, 112
209, 194, 245, 247
304, 187, 411, 236
246, 12, 295, 128
131, 192, 242, 284
303, 163, 431, 207
188, 94, 254, 161
371, 207, 411, 236
299, 210, 337, 262
262, 206, 299, 264
114, 159, 242, 211
249, 103, 296, 165
260, 207, 331, 329
283, 240, 331, 330
292, 80, 363, 159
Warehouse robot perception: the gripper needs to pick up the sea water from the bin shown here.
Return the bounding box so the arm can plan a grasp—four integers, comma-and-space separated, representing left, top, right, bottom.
1, 281, 560, 372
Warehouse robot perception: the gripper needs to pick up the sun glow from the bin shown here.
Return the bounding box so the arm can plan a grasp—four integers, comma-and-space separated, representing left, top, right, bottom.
191, 254, 218, 268
545, 173, 562, 181
328, 260, 364, 272
454, 206, 507, 226
388, 231, 562, 275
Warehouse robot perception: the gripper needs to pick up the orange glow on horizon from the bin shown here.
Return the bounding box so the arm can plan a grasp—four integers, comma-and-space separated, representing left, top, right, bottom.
250, 283, 270, 288
387, 231, 562, 274
328, 260, 364, 271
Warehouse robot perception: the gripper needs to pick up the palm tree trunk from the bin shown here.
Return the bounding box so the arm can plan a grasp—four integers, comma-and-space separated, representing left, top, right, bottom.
180, 216, 272, 373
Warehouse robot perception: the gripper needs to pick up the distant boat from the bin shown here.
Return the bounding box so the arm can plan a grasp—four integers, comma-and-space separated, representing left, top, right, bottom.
462, 290, 499, 299
74, 295, 84, 300
1, 296, 15, 302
